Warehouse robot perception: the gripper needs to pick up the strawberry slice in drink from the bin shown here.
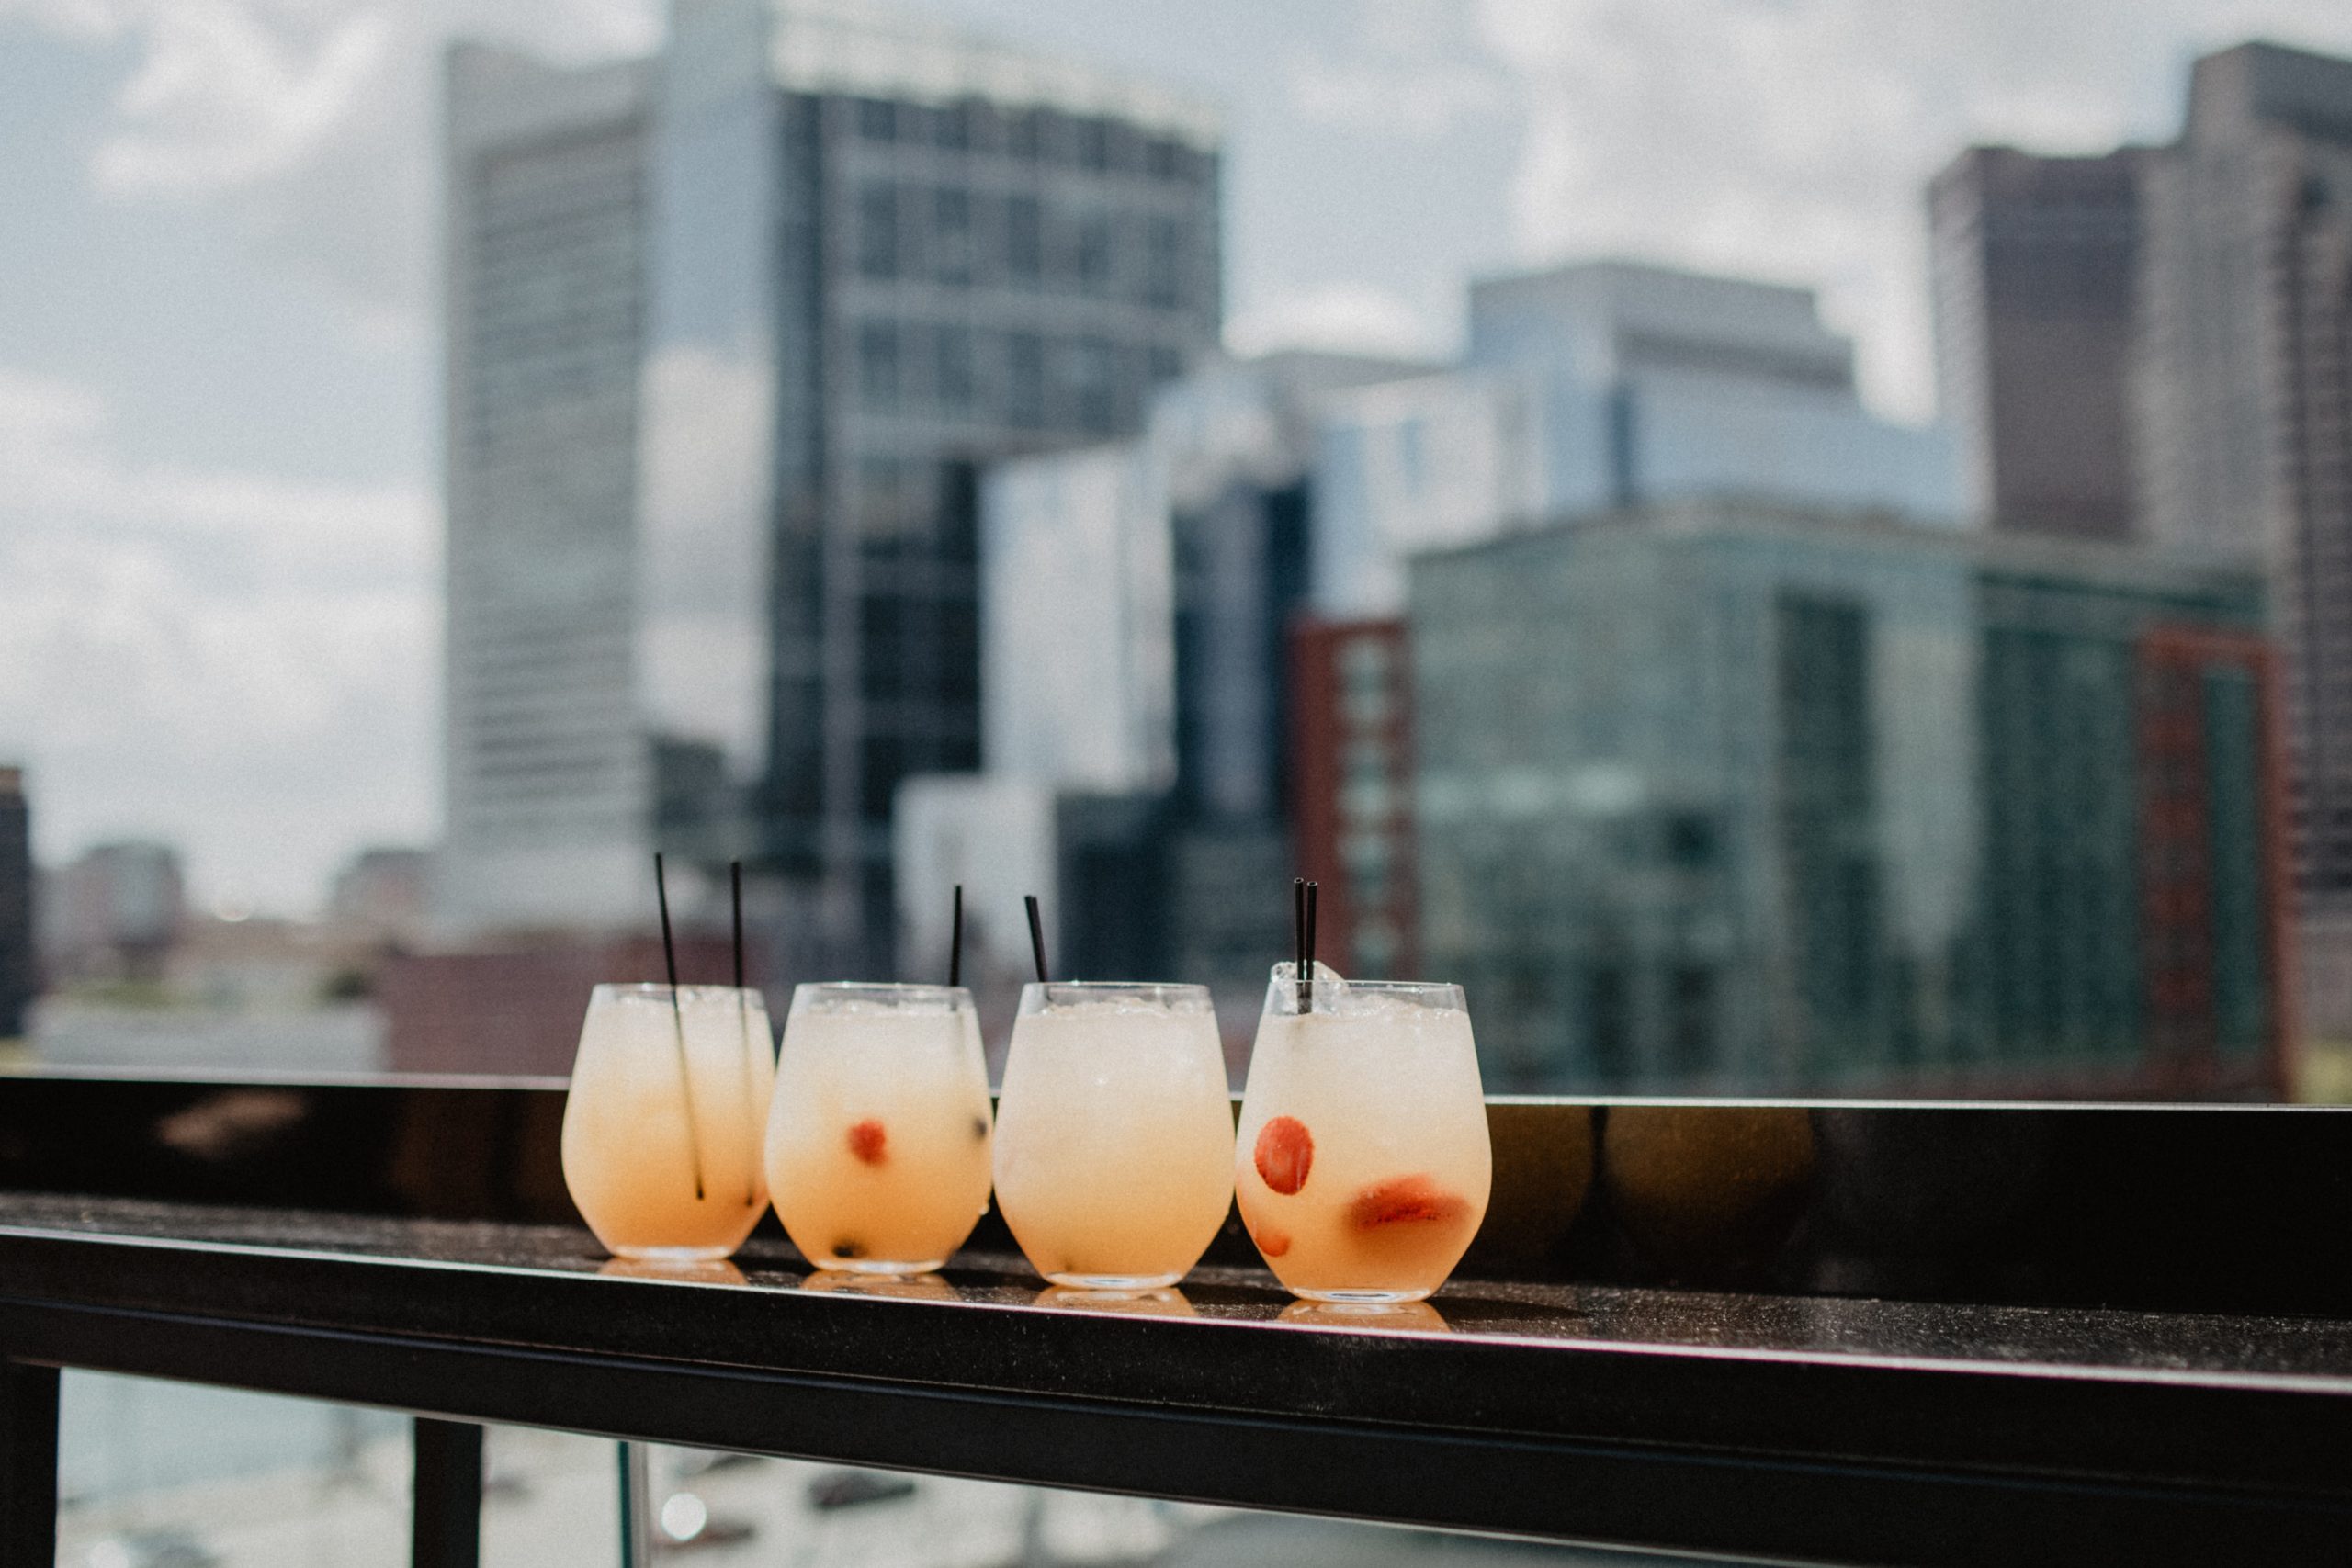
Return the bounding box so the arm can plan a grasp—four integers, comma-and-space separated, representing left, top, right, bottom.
1253, 1116, 1315, 1195
1348, 1174, 1469, 1231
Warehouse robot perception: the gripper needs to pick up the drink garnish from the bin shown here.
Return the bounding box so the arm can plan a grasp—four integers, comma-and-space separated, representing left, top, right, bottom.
1254, 1115, 1315, 1194
1348, 1174, 1469, 1229
847, 1118, 888, 1165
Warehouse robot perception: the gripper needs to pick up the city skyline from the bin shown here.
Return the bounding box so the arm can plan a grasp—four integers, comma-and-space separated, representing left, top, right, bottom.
5, 0, 2352, 915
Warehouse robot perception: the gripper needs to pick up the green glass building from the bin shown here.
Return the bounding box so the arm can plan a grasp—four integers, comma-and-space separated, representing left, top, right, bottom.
1410, 502, 2281, 1096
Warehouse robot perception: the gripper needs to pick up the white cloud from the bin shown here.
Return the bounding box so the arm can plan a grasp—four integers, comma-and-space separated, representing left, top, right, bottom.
3, 0, 661, 339
1473, 0, 2352, 423
1286, 0, 1512, 139
1225, 281, 1449, 361
0, 367, 435, 915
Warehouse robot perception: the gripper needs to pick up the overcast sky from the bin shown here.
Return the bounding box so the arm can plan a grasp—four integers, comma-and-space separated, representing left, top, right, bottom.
4, 0, 2349, 917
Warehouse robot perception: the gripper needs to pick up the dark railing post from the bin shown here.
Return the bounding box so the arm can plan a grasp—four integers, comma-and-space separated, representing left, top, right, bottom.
617, 1440, 655, 1568
0, 1359, 59, 1568
411, 1416, 483, 1568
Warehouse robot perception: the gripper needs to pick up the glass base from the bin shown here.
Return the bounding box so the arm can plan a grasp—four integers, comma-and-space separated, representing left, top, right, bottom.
1286, 1286, 1435, 1305
609, 1244, 737, 1263
811, 1257, 947, 1278
1045, 1270, 1185, 1291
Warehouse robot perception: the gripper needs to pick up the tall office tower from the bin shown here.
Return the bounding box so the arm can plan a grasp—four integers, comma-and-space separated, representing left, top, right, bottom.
440, 44, 655, 934
1313, 260, 1961, 615
1411, 502, 2285, 1098
0, 769, 31, 1041
2135, 42, 2352, 944
439, 0, 1222, 961
1928, 146, 2150, 540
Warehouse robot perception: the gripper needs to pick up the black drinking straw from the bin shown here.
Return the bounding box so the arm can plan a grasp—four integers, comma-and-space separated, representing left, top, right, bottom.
728, 858, 757, 1203
1306, 880, 1320, 1011
729, 860, 745, 989
1293, 877, 1309, 1012
1024, 894, 1049, 984
949, 884, 965, 987
653, 852, 707, 1201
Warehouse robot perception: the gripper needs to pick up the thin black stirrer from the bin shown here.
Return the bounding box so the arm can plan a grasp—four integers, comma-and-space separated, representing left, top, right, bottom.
1293, 877, 1308, 1013
728, 858, 757, 1204
1024, 894, 1049, 984
949, 884, 965, 987
730, 860, 745, 989
653, 852, 707, 1201
1305, 880, 1320, 1013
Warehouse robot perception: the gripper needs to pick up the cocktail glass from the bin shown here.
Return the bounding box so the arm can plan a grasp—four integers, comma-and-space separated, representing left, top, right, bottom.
1236, 965, 1490, 1303
992, 982, 1235, 1289
560, 983, 775, 1260
764, 982, 994, 1274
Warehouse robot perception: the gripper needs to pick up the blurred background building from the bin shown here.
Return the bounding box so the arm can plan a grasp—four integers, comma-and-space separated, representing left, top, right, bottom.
1311, 260, 1963, 615
902, 349, 1419, 1055
1930, 40, 2352, 1044
1928, 145, 2151, 543
325, 848, 435, 952
437, 0, 1223, 983
10, 13, 2343, 1104
2132, 42, 2352, 1035
40, 840, 185, 987
0, 769, 31, 1044
1410, 500, 2284, 1097
1288, 618, 1417, 981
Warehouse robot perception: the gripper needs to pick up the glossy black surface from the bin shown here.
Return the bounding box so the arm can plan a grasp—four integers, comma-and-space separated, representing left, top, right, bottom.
4, 1192, 2352, 1565
6, 1076, 2352, 1564
6, 1074, 2352, 1314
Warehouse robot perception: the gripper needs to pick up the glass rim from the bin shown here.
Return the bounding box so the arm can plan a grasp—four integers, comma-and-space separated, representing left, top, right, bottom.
1262, 967, 1466, 1012
790, 981, 973, 1009
1018, 980, 1214, 1011
589, 981, 763, 1001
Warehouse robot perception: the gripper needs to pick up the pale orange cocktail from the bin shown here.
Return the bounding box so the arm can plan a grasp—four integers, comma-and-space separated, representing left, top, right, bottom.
560, 983, 775, 1260
764, 982, 994, 1274
991, 982, 1235, 1289
1236, 967, 1489, 1303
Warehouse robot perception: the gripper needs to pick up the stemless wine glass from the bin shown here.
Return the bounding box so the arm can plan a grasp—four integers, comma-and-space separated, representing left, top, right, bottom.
991, 982, 1236, 1289
764, 982, 995, 1275
1236, 965, 1491, 1303
560, 983, 775, 1260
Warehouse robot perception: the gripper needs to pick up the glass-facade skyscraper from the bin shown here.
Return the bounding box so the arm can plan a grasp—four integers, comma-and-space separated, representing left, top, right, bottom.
1410, 501, 2284, 1098
2134, 42, 2352, 922
440, 0, 1222, 962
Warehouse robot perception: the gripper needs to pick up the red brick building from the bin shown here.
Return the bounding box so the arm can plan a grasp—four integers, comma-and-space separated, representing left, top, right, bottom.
1289, 617, 1418, 980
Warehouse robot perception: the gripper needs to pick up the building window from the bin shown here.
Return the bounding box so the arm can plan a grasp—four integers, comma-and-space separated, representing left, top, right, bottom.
855, 97, 896, 141
1073, 335, 1117, 433
937, 100, 974, 151
1587, 964, 1632, 1083
1005, 195, 1043, 285
859, 322, 899, 411
1004, 108, 1041, 161
1073, 210, 1114, 295
1668, 965, 1714, 1076
857, 182, 899, 280
936, 325, 974, 415
1145, 218, 1183, 309
1076, 116, 1110, 171
933, 188, 973, 285
1006, 332, 1045, 428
